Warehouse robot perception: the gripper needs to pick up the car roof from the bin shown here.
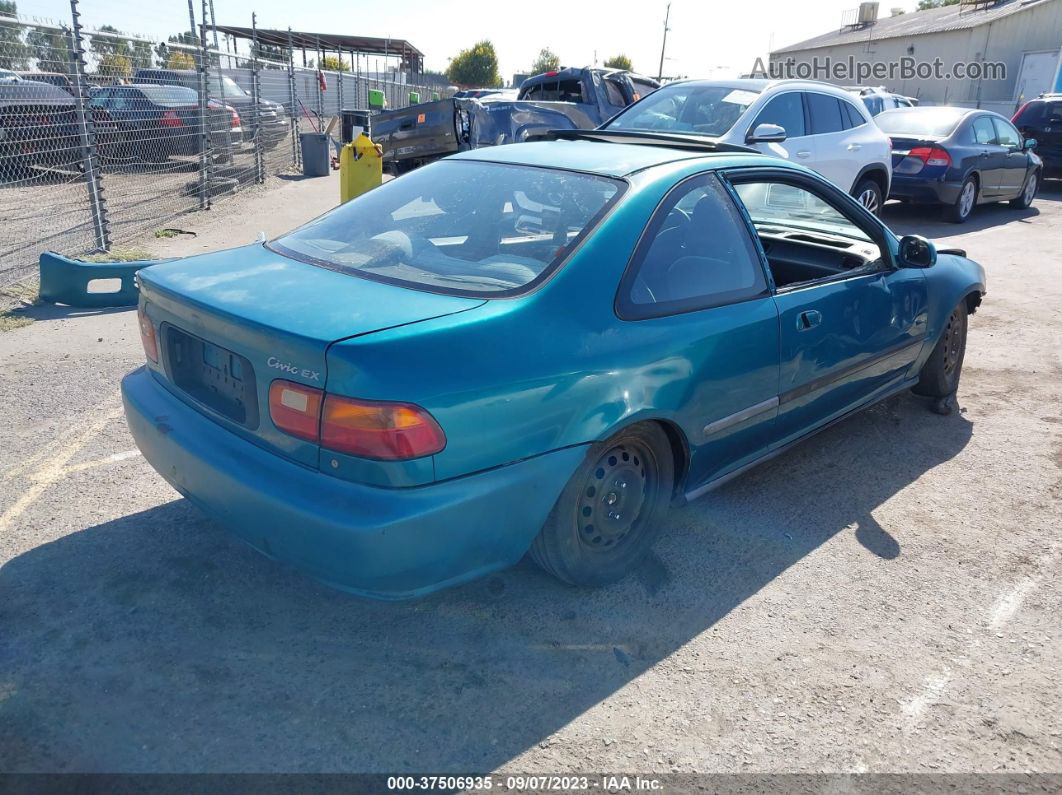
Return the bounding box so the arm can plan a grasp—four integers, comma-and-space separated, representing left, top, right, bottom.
450, 139, 771, 178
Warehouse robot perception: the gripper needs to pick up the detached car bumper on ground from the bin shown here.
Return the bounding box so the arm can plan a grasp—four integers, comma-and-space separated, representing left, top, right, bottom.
123, 136, 985, 598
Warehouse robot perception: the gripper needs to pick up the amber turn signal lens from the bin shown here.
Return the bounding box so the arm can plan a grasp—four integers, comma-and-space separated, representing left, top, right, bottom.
320, 395, 446, 460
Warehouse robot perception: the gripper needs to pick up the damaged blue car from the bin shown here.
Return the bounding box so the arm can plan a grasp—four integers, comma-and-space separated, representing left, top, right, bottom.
122, 130, 986, 599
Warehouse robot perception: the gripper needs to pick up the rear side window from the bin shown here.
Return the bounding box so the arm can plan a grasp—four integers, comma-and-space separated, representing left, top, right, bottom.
807, 93, 844, 134
751, 92, 805, 138
840, 100, 866, 128
618, 174, 766, 319
972, 116, 997, 145
603, 79, 627, 108
861, 95, 884, 116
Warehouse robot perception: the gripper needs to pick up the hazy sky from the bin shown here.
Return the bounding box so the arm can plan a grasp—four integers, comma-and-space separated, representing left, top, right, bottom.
20, 0, 920, 81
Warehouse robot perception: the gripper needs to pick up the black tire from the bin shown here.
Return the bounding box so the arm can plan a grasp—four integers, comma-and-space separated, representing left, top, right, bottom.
944, 176, 977, 223
529, 423, 674, 587
1010, 169, 1038, 209
852, 178, 883, 216
913, 300, 968, 398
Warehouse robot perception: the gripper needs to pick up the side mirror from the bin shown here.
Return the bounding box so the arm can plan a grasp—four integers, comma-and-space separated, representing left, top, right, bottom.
746, 123, 787, 144
1023, 137, 1037, 151
898, 235, 936, 268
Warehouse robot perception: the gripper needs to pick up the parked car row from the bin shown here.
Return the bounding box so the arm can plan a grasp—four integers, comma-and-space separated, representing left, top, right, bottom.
378, 71, 1047, 226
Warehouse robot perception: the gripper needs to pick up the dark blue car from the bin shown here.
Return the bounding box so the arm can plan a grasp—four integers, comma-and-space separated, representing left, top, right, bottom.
877, 106, 1041, 223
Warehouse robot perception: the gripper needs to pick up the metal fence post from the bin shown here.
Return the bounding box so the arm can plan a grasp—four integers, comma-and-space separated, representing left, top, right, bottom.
250, 13, 265, 184
187, 0, 209, 209
67, 0, 110, 252
287, 28, 300, 170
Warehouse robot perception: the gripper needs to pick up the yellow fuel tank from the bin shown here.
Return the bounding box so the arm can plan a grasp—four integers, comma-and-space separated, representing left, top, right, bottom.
339, 133, 383, 203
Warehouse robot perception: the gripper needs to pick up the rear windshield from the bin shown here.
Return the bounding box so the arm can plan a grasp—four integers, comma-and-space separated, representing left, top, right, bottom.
270, 160, 624, 297
1015, 100, 1062, 125
604, 83, 760, 137
875, 108, 965, 137
137, 85, 199, 106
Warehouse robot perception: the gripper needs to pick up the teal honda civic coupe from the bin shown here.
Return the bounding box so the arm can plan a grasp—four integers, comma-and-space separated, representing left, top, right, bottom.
122, 129, 986, 599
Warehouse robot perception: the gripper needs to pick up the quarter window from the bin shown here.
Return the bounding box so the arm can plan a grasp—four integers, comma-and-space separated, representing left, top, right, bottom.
972, 116, 997, 145
604, 80, 627, 108
618, 174, 766, 319
751, 92, 805, 138
840, 100, 866, 129
807, 93, 844, 134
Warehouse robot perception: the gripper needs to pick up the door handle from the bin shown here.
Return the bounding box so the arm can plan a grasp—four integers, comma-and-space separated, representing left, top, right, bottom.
797, 310, 822, 331
796, 150, 812, 158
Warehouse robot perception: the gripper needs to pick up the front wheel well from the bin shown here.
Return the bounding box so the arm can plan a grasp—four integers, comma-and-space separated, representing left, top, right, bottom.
646, 419, 690, 502
964, 290, 983, 316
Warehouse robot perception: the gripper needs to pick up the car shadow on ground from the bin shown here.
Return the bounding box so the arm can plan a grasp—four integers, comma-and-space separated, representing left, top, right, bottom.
0, 392, 972, 772
882, 178, 1062, 240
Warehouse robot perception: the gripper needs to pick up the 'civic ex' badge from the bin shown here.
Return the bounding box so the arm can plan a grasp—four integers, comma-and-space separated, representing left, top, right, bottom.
267, 356, 321, 382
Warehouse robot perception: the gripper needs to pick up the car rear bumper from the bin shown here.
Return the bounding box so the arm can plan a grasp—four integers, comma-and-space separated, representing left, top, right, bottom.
888, 175, 963, 205
122, 366, 585, 599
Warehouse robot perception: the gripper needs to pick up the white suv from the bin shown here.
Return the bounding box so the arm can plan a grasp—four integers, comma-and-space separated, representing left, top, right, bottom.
602, 78, 892, 214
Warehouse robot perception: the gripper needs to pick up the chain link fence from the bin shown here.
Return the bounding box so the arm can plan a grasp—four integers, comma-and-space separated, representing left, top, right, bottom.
0, 2, 433, 287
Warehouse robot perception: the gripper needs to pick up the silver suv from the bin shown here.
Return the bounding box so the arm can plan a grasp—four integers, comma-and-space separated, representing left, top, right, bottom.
602, 78, 893, 214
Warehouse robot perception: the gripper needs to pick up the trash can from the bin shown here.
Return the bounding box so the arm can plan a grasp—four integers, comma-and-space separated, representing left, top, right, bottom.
299, 132, 330, 177
341, 109, 372, 144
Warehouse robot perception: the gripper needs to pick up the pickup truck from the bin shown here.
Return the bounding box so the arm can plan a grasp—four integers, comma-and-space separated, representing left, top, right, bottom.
374, 67, 659, 173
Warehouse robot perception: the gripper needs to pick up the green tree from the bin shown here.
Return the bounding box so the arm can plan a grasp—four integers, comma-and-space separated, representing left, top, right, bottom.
529, 47, 559, 75
0, 1, 31, 70
165, 49, 194, 69
320, 54, 350, 72
603, 54, 632, 71
916, 0, 959, 9
446, 39, 501, 88
97, 51, 131, 78
27, 26, 70, 73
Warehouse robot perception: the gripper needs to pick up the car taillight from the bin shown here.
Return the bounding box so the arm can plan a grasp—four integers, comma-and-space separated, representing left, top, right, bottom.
321, 396, 446, 460
138, 303, 157, 363
269, 380, 323, 442
160, 110, 182, 128
1012, 101, 1031, 123
268, 383, 446, 460
230, 108, 241, 128
909, 146, 951, 168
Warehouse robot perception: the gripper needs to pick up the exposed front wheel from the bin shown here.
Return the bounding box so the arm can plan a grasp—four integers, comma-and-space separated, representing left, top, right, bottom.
529, 423, 674, 587
913, 300, 968, 399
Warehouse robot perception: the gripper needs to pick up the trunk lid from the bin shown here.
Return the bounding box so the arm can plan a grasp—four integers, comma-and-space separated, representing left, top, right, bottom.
139, 243, 484, 467
888, 135, 941, 168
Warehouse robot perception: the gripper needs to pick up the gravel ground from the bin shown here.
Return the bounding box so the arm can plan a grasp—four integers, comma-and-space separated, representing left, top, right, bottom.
0, 178, 1059, 776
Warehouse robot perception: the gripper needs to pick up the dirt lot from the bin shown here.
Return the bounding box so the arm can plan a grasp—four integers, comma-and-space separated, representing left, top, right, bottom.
0, 177, 1059, 776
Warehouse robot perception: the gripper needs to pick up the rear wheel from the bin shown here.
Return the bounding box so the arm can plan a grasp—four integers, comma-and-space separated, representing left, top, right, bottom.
529, 423, 674, 587
852, 178, 883, 216
913, 300, 968, 399
945, 176, 977, 223
1010, 170, 1038, 209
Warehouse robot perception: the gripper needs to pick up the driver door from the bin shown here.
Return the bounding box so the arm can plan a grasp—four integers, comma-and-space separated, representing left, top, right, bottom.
727, 171, 929, 447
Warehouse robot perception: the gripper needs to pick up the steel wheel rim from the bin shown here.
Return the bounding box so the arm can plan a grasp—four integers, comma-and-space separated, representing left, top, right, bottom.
959, 181, 975, 217
941, 308, 963, 376
858, 188, 879, 214
577, 441, 655, 552
1023, 174, 1036, 204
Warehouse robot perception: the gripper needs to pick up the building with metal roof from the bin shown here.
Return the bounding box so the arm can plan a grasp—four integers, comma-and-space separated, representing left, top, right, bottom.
769, 0, 1062, 115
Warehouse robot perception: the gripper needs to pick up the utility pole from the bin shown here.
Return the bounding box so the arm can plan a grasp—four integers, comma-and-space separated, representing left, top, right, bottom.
657, 2, 670, 81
